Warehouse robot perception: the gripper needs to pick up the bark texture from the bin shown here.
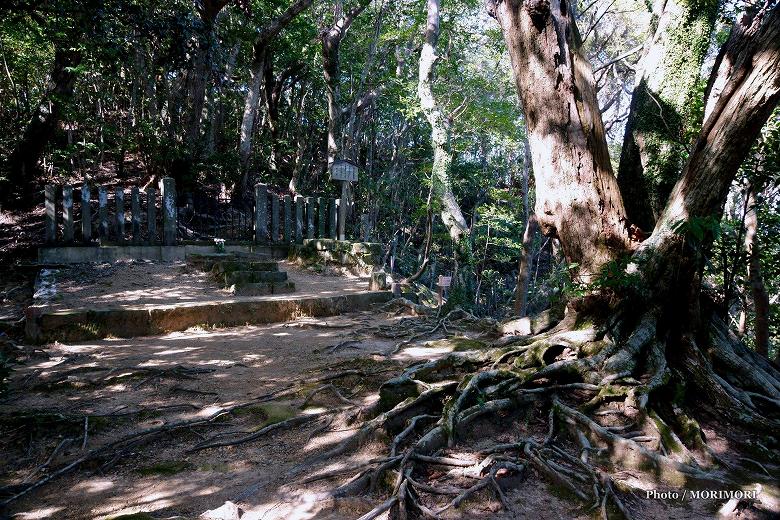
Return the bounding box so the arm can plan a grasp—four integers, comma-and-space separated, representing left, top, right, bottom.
487, 0, 634, 281
642, 4, 780, 288
617, 0, 719, 230
418, 0, 469, 242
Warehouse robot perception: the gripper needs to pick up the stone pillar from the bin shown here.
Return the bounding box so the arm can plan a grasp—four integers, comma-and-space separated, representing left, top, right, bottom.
305, 197, 315, 239
62, 185, 74, 243
147, 188, 157, 243
98, 186, 109, 239
254, 183, 267, 243
329, 198, 337, 240
360, 213, 371, 243
271, 195, 280, 242
317, 197, 326, 238
115, 188, 125, 243
338, 181, 347, 241
131, 187, 141, 244
294, 195, 304, 243
160, 177, 177, 246
283, 194, 292, 243
44, 185, 56, 244
81, 183, 91, 243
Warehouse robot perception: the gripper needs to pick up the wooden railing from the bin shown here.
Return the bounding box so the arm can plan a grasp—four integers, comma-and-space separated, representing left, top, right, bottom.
43, 179, 373, 246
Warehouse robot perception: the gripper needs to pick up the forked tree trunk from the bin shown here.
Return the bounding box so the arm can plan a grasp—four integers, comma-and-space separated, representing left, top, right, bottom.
617, 0, 719, 230
321, 0, 371, 167
418, 0, 469, 242
237, 0, 314, 196
641, 5, 780, 295
487, 0, 634, 281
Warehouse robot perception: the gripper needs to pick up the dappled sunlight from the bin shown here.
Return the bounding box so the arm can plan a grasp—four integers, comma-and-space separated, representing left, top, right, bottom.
71, 478, 115, 493
12, 507, 65, 519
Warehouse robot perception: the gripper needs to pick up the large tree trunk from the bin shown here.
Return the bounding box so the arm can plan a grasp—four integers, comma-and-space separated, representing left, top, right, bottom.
303, 4, 780, 517
641, 4, 780, 294
5, 47, 81, 206
487, 0, 634, 281
616, 0, 719, 231
418, 0, 469, 242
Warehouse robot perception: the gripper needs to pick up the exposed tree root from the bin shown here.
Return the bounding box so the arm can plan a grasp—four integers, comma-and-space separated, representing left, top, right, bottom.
302, 305, 780, 518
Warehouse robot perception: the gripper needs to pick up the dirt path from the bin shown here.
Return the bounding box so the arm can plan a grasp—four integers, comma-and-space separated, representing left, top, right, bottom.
1, 309, 774, 520
32, 261, 372, 312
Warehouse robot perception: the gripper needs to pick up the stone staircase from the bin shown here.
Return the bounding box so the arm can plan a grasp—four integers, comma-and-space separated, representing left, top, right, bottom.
188, 252, 295, 296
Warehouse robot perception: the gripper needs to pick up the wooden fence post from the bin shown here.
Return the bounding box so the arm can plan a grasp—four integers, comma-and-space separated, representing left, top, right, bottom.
317, 197, 326, 238
329, 198, 337, 240
283, 194, 292, 243
255, 183, 268, 243
160, 177, 177, 246
62, 185, 74, 243
115, 188, 125, 243
44, 185, 56, 244
147, 188, 157, 243
98, 186, 109, 239
271, 194, 280, 242
131, 187, 141, 244
81, 183, 91, 243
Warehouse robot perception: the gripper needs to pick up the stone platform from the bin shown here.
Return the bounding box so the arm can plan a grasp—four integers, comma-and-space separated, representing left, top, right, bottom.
25, 290, 392, 343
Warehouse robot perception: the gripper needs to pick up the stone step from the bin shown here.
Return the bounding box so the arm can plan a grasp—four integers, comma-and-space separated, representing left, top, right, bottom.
231, 281, 296, 296
212, 260, 279, 274
187, 253, 236, 271
225, 270, 288, 286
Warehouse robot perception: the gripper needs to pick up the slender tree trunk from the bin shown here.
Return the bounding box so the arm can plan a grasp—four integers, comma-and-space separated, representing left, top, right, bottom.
236, 0, 315, 195
185, 1, 228, 157
617, 0, 719, 230
5, 47, 81, 205
418, 0, 468, 242
321, 0, 371, 166
744, 184, 770, 357
290, 82, 309, 193
515, 136, 537, 316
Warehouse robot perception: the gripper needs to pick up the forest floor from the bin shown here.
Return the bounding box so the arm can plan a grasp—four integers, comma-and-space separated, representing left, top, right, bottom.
1, 302, 771, 520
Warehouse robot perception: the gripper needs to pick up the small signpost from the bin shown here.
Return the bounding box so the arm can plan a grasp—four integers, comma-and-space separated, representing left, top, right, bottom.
437, 275, 452, 307
330, 159, 358, 241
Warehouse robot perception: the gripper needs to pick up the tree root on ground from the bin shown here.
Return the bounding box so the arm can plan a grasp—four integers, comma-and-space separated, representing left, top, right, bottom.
297, 306, 780, 519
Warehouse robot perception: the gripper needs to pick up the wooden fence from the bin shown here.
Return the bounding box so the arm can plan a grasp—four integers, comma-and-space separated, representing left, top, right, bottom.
43, 179, 372, 246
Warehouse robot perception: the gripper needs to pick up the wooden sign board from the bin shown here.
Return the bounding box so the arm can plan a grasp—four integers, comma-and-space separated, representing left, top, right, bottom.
438, 275, 452, 288
330, 159, 359, 182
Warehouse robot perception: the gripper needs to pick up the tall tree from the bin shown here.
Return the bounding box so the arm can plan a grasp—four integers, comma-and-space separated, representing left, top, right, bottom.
418, 0, 469, 241
237, 0, 315, 195
486, 0, 635, 282
617, 0, 719, 230
321, 0, 372, 167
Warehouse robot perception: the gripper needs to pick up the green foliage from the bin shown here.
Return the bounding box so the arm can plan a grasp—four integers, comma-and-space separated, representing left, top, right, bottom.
671, 215, 722, 244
